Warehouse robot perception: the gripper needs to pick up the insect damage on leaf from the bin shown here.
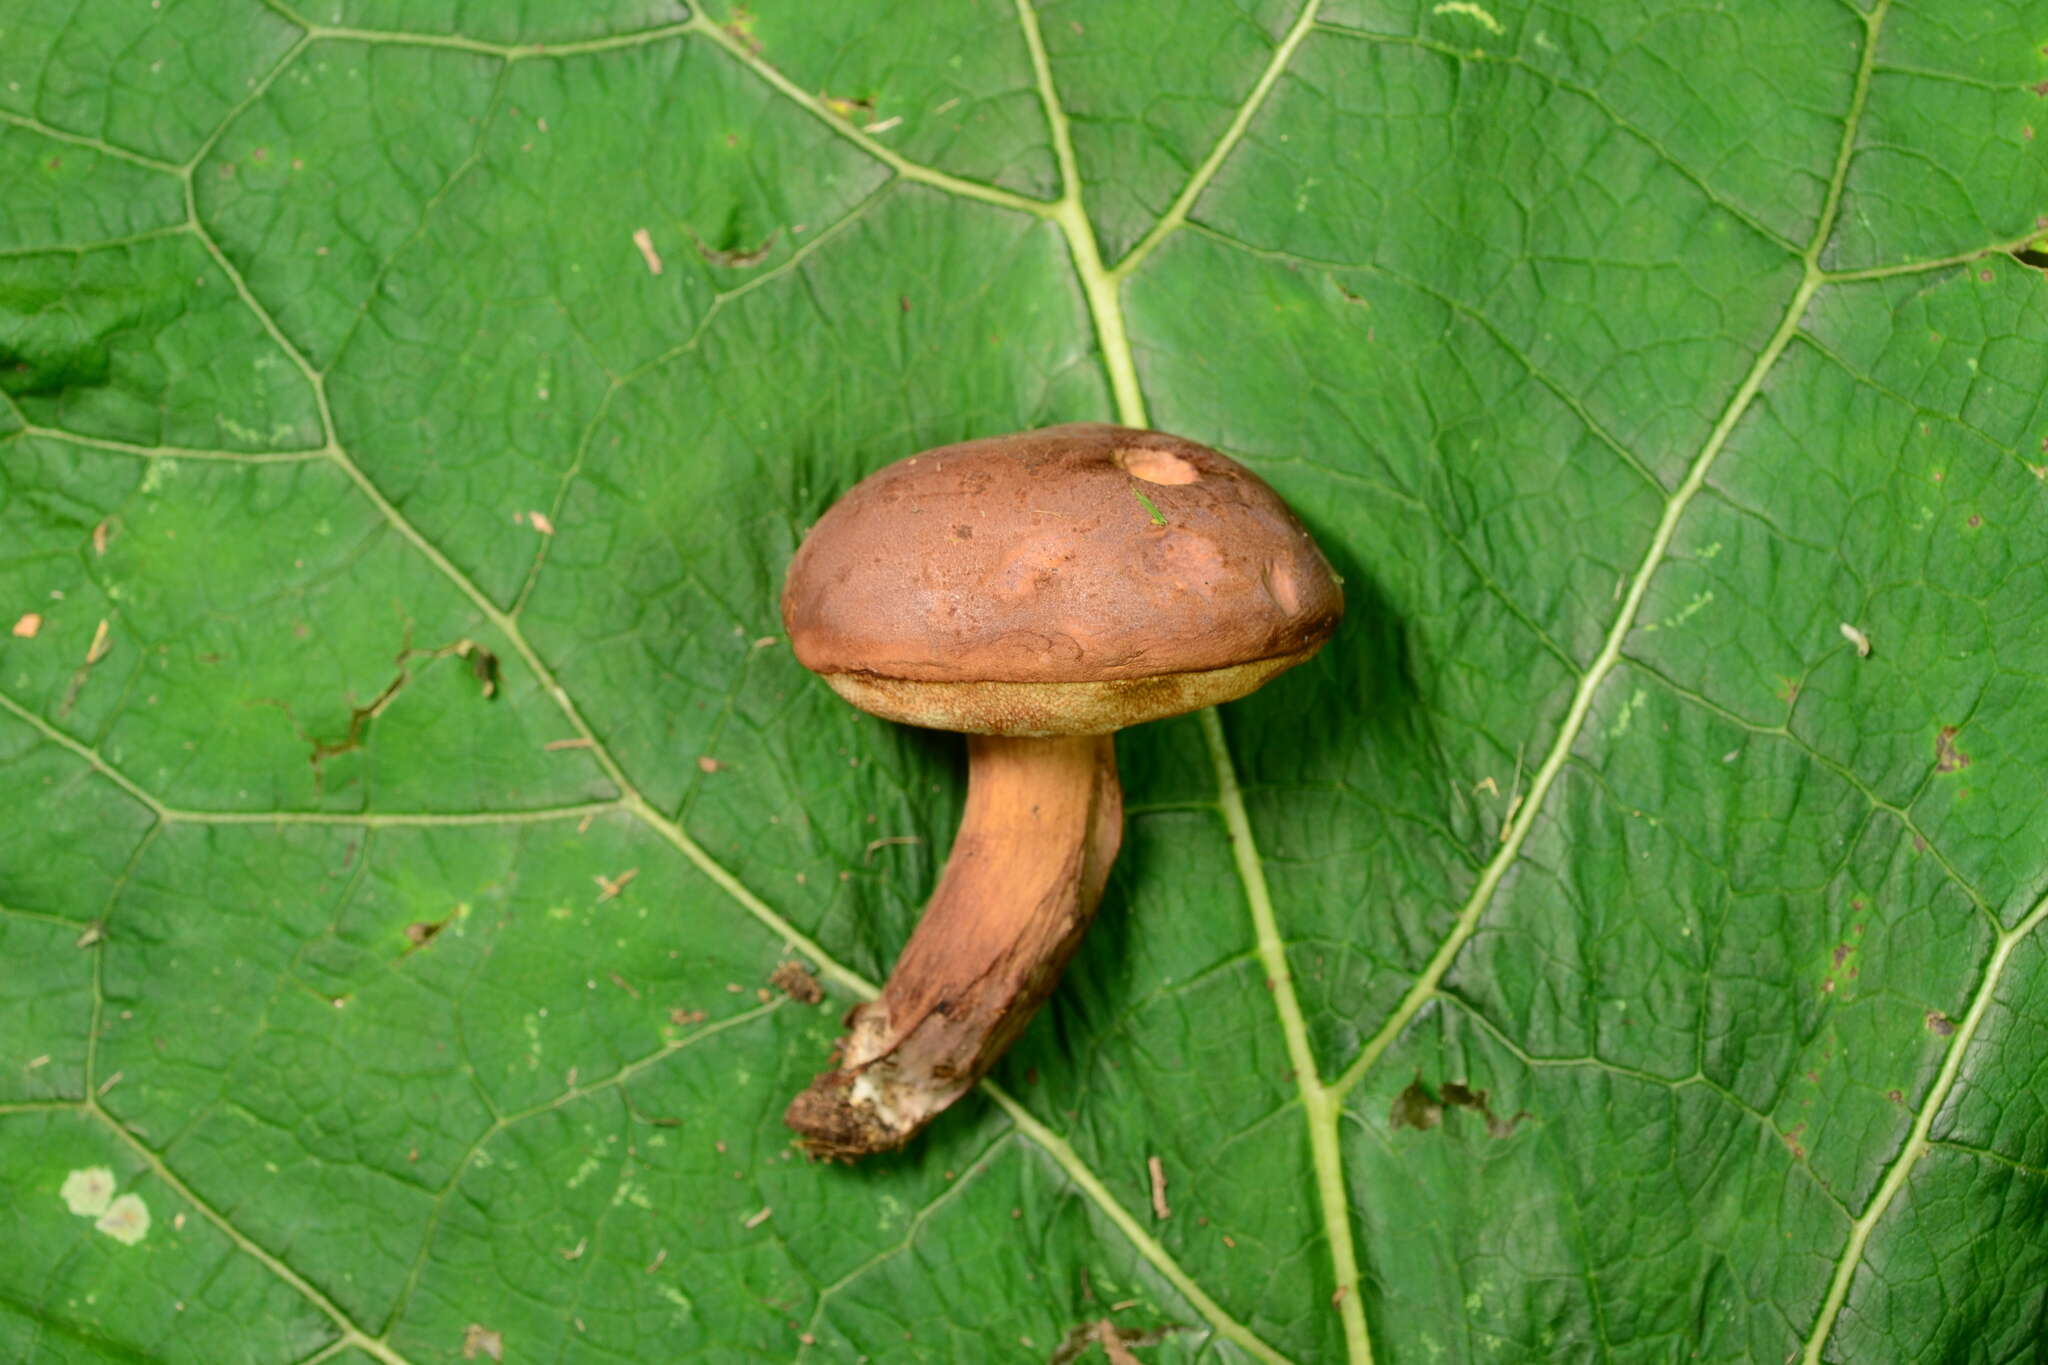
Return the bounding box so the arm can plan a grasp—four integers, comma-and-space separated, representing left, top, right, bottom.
1935, 725, 1972, 773
693, 229, 778, 268
1390, 1077, 1529, 1139
770, 960, 824, 1003
460, 1324, 503, 1362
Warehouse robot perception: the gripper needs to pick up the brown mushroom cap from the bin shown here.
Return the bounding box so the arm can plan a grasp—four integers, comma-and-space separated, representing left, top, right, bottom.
782, 423, 1343, 735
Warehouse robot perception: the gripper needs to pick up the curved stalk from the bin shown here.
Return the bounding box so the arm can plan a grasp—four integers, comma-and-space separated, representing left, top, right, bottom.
786, 733, 1122, 1157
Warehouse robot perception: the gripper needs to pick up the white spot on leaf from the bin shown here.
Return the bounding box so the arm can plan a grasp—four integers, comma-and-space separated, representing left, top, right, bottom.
95, 1193, 150, 1245
61, 1167, 116, 1217
1432, 2, 1505, 35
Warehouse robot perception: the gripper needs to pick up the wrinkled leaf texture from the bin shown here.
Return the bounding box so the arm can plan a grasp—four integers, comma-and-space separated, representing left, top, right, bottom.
2, 0, 2046, 1361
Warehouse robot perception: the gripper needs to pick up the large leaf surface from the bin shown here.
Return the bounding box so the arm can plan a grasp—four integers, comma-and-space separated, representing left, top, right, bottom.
3, 1, 2046, 1360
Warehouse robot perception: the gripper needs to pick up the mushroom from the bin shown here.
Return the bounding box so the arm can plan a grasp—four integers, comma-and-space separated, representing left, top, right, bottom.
780, 422, 1342, 1157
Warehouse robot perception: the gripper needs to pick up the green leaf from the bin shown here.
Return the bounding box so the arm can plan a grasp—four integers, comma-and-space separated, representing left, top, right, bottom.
3, 0, 2045, 1360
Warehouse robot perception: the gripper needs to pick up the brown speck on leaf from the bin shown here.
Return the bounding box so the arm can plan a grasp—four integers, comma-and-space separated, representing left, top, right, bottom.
697, 755, 721, 773
1926, 1010, 1956, 1037
403, 919, 446, 948
1888, 1088, 1904, 1103
646, 1247, 667, 1274
92, 519, 110, 555
558, 1237, 587, 1261
11, 613, 40, 638
1966, 514, 1983, 528
770, 960, 823, 1003
594, 868, 639, 902
461, 1324, 504, 1362
608, 972, 640, 999
900, 295, 911, 312
544, 737, 594, 751
669, 1007, 706, 1026
1832, 943, 1852, 967
1148, 1155, 1170, 1220
1935, 726, 1971, 774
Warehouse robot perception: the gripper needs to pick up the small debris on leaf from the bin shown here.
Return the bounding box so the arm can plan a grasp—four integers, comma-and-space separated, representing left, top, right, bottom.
669, 1007, 707, 1026
529, 510, 555, 536
770, 960, 823, 1003
1925, 1010, 1956, 1037
1935, 726, 1971, 773
74, 922, 104, 949
593, 868, 639, 902
544, 737, 594, 751
631, 227, 663, 274
1839, 622, 1871, 658
84, 618, 111, 665
743, 1206, 773, 1229
697, 755, 721, 773
1147, 1155, 1170, 1220
11, 612, 40, 638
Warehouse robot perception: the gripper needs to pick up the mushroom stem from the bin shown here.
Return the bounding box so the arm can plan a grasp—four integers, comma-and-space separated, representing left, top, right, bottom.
786, 732, 1122, 1158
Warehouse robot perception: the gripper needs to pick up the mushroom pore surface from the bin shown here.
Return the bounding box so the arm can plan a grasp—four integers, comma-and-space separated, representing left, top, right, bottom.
782, 423, 1342, 732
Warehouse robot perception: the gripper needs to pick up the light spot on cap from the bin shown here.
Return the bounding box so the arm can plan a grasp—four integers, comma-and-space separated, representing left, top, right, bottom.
1264, 561, 1302, 615
1118, 447, 1200, 485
